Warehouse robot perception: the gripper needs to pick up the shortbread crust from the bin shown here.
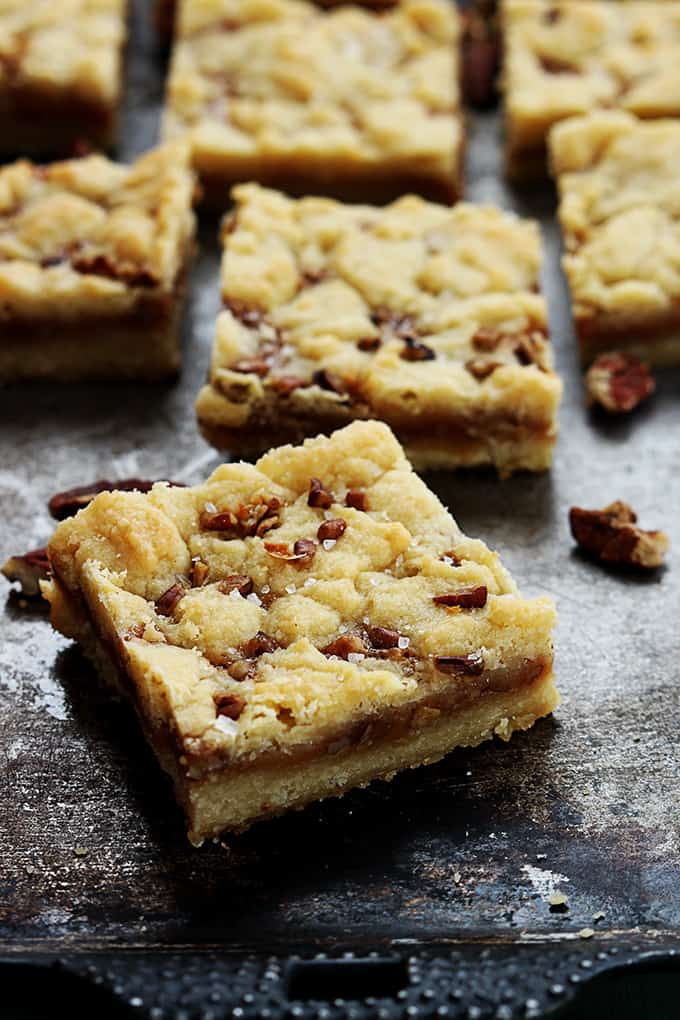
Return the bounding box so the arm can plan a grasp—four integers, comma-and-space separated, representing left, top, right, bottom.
0, 0, 127, 157
162, 0, 462, 205
550, 111, 680, 365
502, 0, 680, 181
43, 421, 558, 842
196, 184, 562, 475
0, 143, 196, 381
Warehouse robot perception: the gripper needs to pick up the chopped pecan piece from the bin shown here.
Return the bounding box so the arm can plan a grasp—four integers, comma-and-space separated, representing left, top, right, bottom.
357, 336, 381, 352
345, 489, 369, 512
227, 660, 255, 682
242, 631, 279, 657
465, 357, 502, 381
123, 622, 146, 642
214, 692, 246, 720
322, 632, 368, 659
440, 550, 463, 566
317, 518, 347, 542
434, 651, 485, 676
231, 357, 270, 377
49, 478, 183, 520
190, 557, 209, 587
218, 574, 254, 597
585, 353, 655, 414
400, 337, 436, 362
472, 326, 503, 351
308, 477, 334, 509
269, 375, 307, 395
1, 546, 50, 598
366, 626, 401, 650
433, 586, 488, 609
225, 300, 263, 327
155, 583, 185, 617
199, 508, 238, 532
237, 496, 282, 538
514, 332, 550, 371
312, 369, 346, 394
264, 539, 317, 566
71, 252, 159, 288
569, 501, 668, 569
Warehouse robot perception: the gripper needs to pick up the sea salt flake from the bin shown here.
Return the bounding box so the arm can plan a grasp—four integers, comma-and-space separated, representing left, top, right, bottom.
204, 501, 217, 513
322, 539, 336, 551
261, 584, 271, 594
285, 584, 296, 594
347, 652, 365, 664
229, 588, 241, 600
214, 715, 239, 737
246, 592, 262, 606
397, 636, 410, 649
303, 577, 316, 588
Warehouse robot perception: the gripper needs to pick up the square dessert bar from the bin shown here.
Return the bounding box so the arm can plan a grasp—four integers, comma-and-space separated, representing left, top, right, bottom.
502, 0, 680, 181
162, 0, 461, 205
43, 421, 559, 843
196, 184, 562, 475
550, 111, 680, 365
0, 0, 127, 158
0, 143, 196, 381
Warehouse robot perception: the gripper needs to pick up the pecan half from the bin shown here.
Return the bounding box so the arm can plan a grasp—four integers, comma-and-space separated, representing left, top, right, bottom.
155, 583, 185, 617
434, 652, 485, 676
322, 632, 368, 659
585, 352, 655, 414
2, 547, 50, 597
214, 692, 246, 720
218, 574, 254, 597
366, 625, 401, 650
433, 586, 488, 609
242, 631, 279, 657
400, 337, 436, 362
345, 489, 369, 511
49, 478, 183, 520
569, 501, 668, 569
308, 478, 334, 509
317, 518, 347, 542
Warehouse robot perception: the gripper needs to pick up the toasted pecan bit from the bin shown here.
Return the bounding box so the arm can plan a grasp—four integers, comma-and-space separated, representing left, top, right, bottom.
308, 477, 334, 509
312, 368, 346, 394
264, 541, 292, 557
225, 300, 263, 327
190, 557, 210, 587
585, 353, 655, 414
238, 497, 282, 538
345, 489, 369, 512
433, 586, 488, 609
465, 357, 502, 381
200, 508, 238, 532
441, 550, 463, 566
357, 336, 381, 352
539, 54, 578, 75
269, 375, 307, 395
48, 478, 183, 520
227, 660, 255, 682
71, 252, 159, 288
218, 574, 254, 597
366, 626, 401, 650
155, 583, 185, 617
434, 651, 485, 676
123, 622, 146, 642
400, 337, 436, 362
514, 332, 550, 372
471, 326, 502, 351
301, 268, 327, 286
231, 357, 270, 377
322, 632, 368, 659
1, 547, 50, 597
293, 538, 318, 566
242, 631, 279, 657
317, 518, 347, 542
214, 692, 246, 720
569, 501, 668, 569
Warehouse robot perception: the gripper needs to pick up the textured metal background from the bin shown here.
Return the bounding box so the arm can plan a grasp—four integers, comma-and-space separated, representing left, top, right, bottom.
0, 2, 678, 1015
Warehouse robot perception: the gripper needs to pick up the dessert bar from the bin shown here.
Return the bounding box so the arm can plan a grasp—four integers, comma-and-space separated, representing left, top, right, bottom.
550, 111, 680, 365
43, 420, 559, 843
0, 143, 196, 381
502, 0, 680, 180
162, 0, 462, 205
0, 0, 127, 158
196, 184, 562, 475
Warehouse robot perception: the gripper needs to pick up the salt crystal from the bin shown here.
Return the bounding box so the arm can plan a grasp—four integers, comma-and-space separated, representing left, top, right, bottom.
214, 715, 239, 737
347, 652, 365, 664
303, 577, 316, 588
324, 510, 334, 520
246, 592, 262, 606
443, 556, 453, 566
397, 636, 410, 650
204, 501, 217, 513
322, 539, 336, 551
338, 624, 347, 633
261, 584, 270, 594
369, 578, 378, 586
285, 584, 296, 594
229, 588, 241, 600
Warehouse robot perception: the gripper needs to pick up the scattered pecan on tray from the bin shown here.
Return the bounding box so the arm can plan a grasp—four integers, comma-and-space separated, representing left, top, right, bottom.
585, 352, 655, 414
569, 501, 668, 569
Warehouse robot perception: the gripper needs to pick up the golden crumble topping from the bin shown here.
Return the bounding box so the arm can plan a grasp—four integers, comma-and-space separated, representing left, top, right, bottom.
162, 0, 460, 195
0, 143, 196, 319
45, 421, 556, 765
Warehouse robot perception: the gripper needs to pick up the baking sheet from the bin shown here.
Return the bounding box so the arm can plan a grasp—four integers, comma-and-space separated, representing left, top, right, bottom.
1, 0, 679, 971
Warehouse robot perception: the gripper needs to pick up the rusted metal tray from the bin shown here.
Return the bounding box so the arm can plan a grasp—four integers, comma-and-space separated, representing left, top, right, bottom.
1, 2, 678, 1016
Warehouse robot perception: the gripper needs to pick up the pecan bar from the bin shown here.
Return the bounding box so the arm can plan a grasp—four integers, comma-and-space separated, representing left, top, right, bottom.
196, 184, 562, 475
550, 111, 680, 365
162, 0, 461, 206
0, 0, 127, 158
43, 421, 559, 843
502, 1, 680, 181
0, 143, 196, 381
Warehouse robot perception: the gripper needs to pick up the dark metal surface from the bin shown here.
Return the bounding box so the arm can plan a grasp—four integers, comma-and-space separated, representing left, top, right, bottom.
1, 2, 679, 1015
